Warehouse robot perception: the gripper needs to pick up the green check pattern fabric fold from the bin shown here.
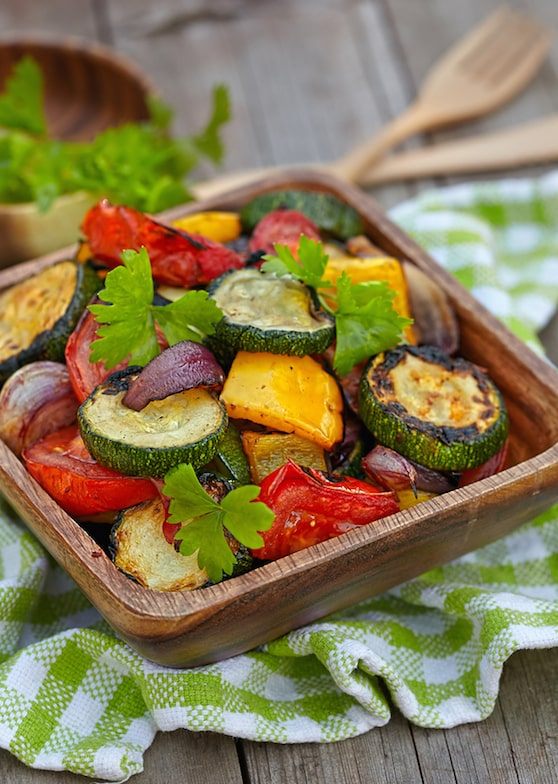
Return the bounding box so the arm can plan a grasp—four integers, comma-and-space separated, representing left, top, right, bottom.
1, 172, 558, 782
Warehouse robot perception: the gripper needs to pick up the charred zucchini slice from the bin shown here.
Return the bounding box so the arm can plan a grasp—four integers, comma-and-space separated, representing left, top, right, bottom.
111, 496, 210, 591
240, 190, 364, 240
110, 475, 254, 591
358, 344, 509, 472
208, 267, 334, 356
0, 260, 100, 386
78, 368, 228, 477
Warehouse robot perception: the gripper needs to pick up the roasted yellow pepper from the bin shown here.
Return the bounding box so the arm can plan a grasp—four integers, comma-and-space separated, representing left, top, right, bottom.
220, 352, 344, 450
171, 211, 242, 243
324, 255, 416, 343
241, 430, 327, 484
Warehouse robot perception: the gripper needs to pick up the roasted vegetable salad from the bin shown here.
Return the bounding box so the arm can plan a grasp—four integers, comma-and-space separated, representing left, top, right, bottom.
0, 189, 509, 591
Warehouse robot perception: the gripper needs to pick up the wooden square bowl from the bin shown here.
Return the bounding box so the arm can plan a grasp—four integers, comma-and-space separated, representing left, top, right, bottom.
1, 171, 557, 668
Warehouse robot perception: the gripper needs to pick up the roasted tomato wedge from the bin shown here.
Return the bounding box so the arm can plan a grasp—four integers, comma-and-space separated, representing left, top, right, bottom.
82, 200, 244, 288
250, 458, 399, 560
22, 425, 158, 518
64, 303, 128, 403
248, 208, 321, 256
65, 301, 169, 404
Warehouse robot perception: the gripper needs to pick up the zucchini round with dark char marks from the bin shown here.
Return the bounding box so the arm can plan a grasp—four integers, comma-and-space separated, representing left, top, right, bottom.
78, 367, 228, 477
0, 260, 100, 387
239, 189, 364, 240
208, 267, 335, 356
358, 344, 509, 472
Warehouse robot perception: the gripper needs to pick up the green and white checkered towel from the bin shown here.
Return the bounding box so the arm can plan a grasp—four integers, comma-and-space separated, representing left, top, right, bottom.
1, 172, 558, 782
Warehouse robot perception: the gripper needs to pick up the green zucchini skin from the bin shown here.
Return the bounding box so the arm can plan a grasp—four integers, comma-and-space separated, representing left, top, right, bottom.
208, 267, 335, 357
358, 344, 509, 472
240, 189, 364, 240
78, 368, 228, 478
0, 260, 100, 387
205, 421, 252, 485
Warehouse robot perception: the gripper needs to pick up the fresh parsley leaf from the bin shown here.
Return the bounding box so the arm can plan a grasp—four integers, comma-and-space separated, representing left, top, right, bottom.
88, 248, 159, 368
0, 58, 231, 212
188, 84, 230, 165
0, 57, 46, 136
153, 290, 222, 345
263, 240, 412, 376
163, 463, 274, 583
333, 273, 411, 376
88, 248, 224, 369
261, 235, 331, 290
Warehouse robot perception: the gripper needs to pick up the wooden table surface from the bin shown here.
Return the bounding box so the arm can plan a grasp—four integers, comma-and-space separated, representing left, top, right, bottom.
1, 1, 558, 782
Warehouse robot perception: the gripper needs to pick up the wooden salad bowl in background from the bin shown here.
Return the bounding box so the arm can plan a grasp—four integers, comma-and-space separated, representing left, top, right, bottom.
0, 36, 153, 268
0, 171, 557, 668
0, 36, 153, 141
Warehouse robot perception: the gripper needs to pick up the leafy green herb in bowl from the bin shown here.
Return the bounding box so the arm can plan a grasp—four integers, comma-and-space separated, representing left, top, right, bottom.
0, 49, 230, 266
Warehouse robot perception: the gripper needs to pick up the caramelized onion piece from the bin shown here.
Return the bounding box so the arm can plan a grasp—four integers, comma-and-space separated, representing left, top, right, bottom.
362, 445, 455, 495
403, 261, 460, 355
122, 340, 225, 411
0, 361, 79, 456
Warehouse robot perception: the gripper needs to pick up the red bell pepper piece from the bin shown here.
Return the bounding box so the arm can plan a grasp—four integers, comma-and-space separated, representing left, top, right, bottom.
251, 458, 399, 560
81, 200, 244, 288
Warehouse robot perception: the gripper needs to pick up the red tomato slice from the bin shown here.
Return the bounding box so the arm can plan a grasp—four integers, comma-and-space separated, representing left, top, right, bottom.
22, 425, 158, 518
458, 438, 509, 487
248, 209, 321, 256
64, 304, 128, 403
251, 459, 399, 560
65, 302, 169, 403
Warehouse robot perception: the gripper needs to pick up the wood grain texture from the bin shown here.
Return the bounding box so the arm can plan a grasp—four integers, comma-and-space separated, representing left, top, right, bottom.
1, 0, 558, 782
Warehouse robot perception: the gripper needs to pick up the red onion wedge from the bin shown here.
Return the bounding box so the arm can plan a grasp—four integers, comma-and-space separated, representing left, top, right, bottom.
362, 444, 455, 495
403, 261, 460, 355
122, 340, 225, 411
0, 361, 79, 456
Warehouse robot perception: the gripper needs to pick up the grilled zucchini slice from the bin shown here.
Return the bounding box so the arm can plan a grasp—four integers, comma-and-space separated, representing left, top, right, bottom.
0, 260, 100, 386
359, 344, 508, 472
111, 496, 209, 591
78, 368, 228, 477
110, 474, 254, 591
208, 267, 334, 356
240, 189, 364, 240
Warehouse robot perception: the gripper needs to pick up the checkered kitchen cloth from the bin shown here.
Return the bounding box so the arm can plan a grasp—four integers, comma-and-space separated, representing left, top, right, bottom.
1, 172, 558, 782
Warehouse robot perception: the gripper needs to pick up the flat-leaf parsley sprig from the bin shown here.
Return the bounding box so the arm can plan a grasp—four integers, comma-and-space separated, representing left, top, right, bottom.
163, 463, 274, 582
261, 236, 413, 376
0, 56, 231, 213
88, 247, 223, 369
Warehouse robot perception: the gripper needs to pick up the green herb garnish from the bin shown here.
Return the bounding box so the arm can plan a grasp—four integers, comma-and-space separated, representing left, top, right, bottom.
88, 247, 223, 369
163, 463, 274, 582
261, 236, 413, 376
0, 57, 230, 212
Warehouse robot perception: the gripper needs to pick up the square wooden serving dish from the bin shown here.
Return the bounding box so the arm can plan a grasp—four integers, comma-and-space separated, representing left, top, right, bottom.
1, 170, 558, 668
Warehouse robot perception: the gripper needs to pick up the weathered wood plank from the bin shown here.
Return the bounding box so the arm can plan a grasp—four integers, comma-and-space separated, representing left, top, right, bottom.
0, 0, 99, 38
0, 729, 243, 783
242, 709, 424, 784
